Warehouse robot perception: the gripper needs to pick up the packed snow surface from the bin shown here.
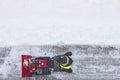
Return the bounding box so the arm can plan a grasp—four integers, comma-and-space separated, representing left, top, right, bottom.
0, 46, 120, 80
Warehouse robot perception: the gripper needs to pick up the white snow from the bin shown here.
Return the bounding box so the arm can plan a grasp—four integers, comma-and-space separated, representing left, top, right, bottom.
0, 0, 120, 46
0, 0, 120, 79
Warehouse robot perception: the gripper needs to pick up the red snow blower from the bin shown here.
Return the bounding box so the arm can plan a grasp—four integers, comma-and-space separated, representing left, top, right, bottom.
21, 55, 60, 77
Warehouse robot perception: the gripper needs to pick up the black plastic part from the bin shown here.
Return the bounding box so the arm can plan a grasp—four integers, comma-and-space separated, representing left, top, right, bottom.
36, 68, 51, 75
64, 52, 72, 56
61, 68, 73, 73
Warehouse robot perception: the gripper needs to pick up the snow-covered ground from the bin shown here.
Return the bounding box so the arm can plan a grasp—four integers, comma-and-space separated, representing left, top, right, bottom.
0, 0, 120, 46
0, 0, 120, 80
0, 46, 120, 80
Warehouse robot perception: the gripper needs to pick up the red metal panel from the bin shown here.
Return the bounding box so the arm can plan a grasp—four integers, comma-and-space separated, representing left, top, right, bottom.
38, 60, 47, 68
22, 55, 32, 77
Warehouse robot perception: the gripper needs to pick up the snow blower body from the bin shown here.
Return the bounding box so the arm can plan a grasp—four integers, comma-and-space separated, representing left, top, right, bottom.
21, 55, 61, 77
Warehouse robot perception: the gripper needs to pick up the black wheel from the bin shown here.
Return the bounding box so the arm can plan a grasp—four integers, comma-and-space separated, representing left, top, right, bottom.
36, 68, 43, 75
36, 68, 51, 75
